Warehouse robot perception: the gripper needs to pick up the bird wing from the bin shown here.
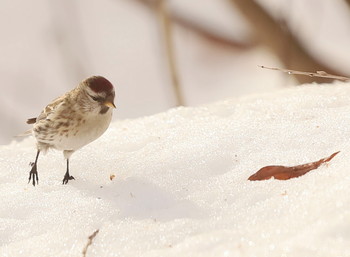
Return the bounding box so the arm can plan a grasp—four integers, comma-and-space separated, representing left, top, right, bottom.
21, 96, 66, 137
28, 94, 68, 125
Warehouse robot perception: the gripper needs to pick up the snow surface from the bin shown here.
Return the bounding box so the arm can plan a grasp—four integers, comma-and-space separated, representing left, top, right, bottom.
1, 83, 350, 256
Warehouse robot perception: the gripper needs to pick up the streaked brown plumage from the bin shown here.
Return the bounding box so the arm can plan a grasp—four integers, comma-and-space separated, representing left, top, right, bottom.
27, 76, 116, 186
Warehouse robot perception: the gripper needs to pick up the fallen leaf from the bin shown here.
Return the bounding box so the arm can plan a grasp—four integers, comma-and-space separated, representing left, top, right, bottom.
109, 174, 116, 181
248, 151, 340, 181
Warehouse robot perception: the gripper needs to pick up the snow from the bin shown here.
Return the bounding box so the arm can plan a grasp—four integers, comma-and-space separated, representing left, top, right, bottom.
1, 82, 350, 256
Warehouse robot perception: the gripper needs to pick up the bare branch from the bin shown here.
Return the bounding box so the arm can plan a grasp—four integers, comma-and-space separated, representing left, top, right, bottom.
259, 66, 350, 82
157, 0, 185, 106
82, 229, 99, 257
134, 0, 256, 50
230, 0, 347, 84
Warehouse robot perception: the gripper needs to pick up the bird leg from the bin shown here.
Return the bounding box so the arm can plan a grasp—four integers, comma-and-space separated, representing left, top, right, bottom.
28, 150, 40, 186
62, 159, 75, 184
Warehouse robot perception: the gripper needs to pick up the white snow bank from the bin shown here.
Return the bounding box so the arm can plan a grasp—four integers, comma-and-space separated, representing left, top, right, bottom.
1, 83, 350, 256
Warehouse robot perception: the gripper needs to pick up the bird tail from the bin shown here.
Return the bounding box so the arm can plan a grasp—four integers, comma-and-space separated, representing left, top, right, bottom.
26, 118, 37, 124
15, 129, 33, 138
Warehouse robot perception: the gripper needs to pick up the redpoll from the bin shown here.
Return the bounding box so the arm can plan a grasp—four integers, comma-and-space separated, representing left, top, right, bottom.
26, 76, 116, 186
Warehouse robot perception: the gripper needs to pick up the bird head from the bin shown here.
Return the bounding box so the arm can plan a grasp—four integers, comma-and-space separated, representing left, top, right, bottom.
81, 76, 116, 114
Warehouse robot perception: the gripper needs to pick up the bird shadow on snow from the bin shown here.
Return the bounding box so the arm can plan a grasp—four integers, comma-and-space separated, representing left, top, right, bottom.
74, 177, 207, 222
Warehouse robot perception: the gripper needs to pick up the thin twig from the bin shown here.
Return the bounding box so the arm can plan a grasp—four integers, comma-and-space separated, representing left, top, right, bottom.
230, 0, 347, 84
157, 0, 185, 106
82, 229, 100, 257
259, 65, 350, 82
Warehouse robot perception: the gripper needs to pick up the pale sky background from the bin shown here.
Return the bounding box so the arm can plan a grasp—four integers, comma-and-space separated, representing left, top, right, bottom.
1, 0, 350, 144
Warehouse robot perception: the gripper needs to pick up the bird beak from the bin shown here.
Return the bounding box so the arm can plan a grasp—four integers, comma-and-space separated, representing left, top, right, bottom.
104, 101, 116, 108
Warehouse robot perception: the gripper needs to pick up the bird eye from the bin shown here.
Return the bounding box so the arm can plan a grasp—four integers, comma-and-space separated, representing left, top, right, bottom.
88, 94, 101, 102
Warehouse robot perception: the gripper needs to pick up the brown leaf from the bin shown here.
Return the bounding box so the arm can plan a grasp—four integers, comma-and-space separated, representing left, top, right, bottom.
109, 174, 116, 181
248, 151, 340, 181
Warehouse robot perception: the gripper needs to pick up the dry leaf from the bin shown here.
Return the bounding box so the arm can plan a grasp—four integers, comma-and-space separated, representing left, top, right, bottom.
248, 151, 340, 181
109, 174, 116, 181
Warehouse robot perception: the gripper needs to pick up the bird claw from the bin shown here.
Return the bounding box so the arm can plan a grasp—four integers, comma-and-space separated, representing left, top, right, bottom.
62, 174, 75, 185
28, 165, 39, 186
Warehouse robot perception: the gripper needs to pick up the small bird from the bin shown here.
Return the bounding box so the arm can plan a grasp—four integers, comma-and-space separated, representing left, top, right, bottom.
26, 76, 116, 186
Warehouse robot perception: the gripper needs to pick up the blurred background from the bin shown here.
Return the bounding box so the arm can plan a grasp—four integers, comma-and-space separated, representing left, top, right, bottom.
1, 0, 350, 145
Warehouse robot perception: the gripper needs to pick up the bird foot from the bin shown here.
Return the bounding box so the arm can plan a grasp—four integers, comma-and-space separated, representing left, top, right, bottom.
62, 173, 75, 185
28, 164, 39, 186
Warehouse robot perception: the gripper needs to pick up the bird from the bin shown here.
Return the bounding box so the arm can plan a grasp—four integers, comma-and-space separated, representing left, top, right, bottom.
26, 76, 116, 186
